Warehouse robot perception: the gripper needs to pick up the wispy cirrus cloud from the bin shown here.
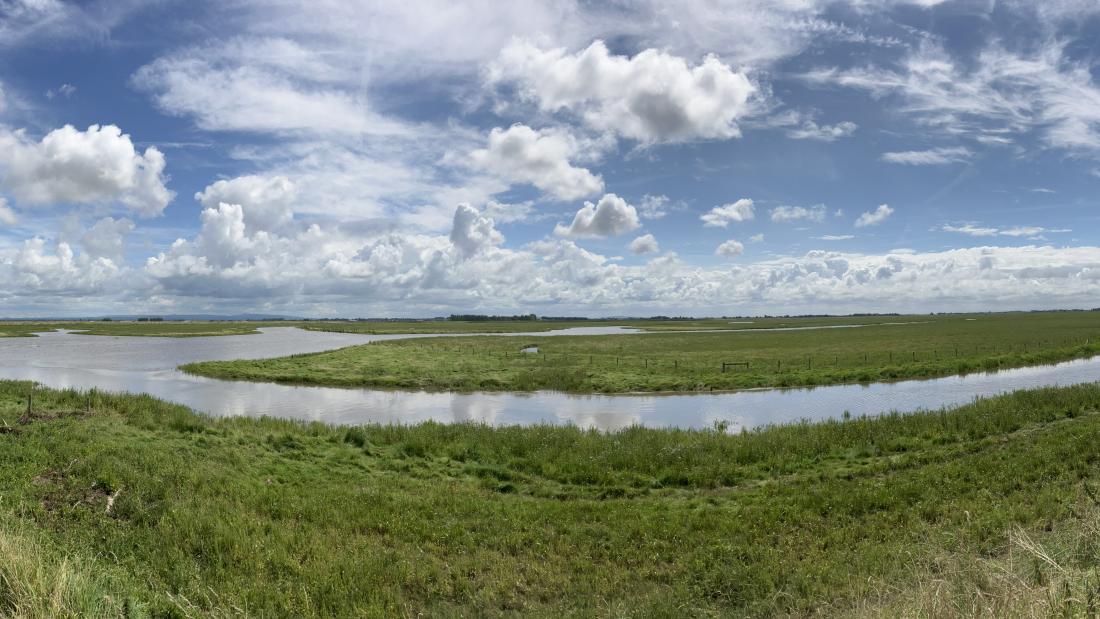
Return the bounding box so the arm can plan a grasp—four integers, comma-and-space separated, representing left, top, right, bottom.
807, 40, 1100, 156
942, 223, 1070, 238
787, 120, 857, 141
881, 146, 971, 165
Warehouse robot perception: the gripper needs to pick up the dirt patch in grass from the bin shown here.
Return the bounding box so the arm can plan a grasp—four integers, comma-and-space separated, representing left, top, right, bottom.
38, 474, 115, 515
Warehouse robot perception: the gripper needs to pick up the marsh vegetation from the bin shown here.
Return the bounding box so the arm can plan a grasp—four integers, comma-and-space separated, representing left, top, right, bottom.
182, 311, 1100, 393
2, 380, 1100, 615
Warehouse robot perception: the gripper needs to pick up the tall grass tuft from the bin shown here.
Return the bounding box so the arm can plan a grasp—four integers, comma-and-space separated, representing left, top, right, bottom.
0, 525, 130, 618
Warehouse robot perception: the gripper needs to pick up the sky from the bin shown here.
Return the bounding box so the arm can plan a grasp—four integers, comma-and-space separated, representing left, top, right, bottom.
1, 0, 1100, 318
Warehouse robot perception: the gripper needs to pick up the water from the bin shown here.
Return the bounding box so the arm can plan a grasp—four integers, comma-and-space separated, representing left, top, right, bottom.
2, 327, 1099, 432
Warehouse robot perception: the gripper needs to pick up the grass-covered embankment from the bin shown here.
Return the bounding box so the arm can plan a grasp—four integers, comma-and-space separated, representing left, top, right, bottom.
183, 311, 1100, 393
3, 379, 1100, 615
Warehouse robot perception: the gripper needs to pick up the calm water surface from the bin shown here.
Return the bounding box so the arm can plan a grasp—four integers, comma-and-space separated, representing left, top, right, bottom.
2, 326, 1099, 431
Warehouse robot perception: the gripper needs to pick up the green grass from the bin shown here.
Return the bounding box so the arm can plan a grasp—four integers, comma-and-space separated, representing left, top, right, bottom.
183, 311, 1100, 393
0, 313, 937, 338
66, 322, 265, 337
0, 324, 59, 338
2, 380, 1100, 616
0, 321, 266, 338
296, 314, 921, 335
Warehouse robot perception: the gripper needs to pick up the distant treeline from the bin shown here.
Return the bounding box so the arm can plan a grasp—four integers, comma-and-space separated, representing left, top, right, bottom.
645, 316, 696, 321
448, 314, 538, 322
541, 316, 591, 321
735, 313, 903, 319
446, 314, 702, 322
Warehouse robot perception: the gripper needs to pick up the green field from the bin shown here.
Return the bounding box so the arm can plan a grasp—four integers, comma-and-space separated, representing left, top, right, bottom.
297, 315, 919, 335
1, 379, 1099, 616
0, 313, 931, 339
182, 311, 1100, 393
0, 323, 62, 338
0, 321, 265, 338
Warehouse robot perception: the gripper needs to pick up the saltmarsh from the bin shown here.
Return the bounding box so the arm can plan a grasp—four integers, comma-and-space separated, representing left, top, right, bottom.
2, 380, 1100, 616
182, 311, 1100, 393
0, 313, 923, 339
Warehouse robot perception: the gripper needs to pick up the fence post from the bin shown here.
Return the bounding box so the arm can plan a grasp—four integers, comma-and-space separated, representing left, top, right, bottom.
22, 383, 35, 423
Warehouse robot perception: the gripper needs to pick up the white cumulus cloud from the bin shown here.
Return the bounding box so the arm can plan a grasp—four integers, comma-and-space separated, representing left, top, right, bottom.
450, 203, 503, 258
715, 239, 745, 257
555, 193, 640, 238
81, 216, 134, 263
0, 124, 172, 217
701, 199, 755, 227
195, 175, 297, 233
629, 234, 659, 254
0, 197, 16, 226
855, 204, 894, 227
490, 39, 757, 144
469, 124, 603, 201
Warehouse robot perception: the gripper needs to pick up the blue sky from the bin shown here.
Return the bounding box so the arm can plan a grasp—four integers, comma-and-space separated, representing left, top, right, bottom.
1, 0, 1100, 317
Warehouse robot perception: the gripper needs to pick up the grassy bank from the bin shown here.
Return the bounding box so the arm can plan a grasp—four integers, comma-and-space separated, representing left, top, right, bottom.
183, 311, 1100, 393
2, 380, 1100, 615
0, 322, 265, 338
0, 324, 58, 338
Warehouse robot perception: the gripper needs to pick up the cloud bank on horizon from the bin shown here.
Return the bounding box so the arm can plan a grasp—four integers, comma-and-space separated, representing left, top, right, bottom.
1, 0, 1100, 317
